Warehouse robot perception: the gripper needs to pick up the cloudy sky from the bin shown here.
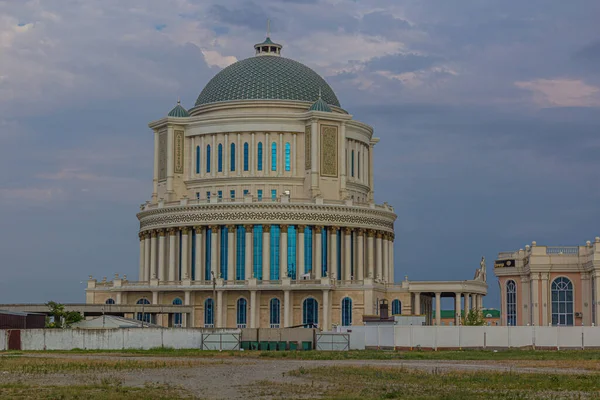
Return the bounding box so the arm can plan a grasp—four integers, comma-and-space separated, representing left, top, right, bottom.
1, 0, 599, 308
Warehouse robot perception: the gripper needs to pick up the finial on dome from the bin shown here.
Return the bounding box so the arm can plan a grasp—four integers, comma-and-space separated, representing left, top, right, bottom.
318, 87, 322, 99
267, 18, 271, 38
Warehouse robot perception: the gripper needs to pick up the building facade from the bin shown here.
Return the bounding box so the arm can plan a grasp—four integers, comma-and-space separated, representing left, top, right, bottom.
495, 239, 600, 326
85, 36, 487, 328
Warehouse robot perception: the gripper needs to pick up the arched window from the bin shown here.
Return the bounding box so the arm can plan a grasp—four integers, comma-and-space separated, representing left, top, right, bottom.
506, 280, 517, 326
237, 298, 247, 327
270, 298, 281, 328
257, 142, 263, 171
206, 145, 211, 173
173, 298, 183, 327
204, 298, 214, 327
552, 277, 574, 326
392, 299, 401, 315
271, 142, 277, 171
105, 298, 115, 305
136, 298, 151, 323
351, 150, 355, 177
285, 142, 291, 171
243, 142, 249, 171
230, 143, 236, 171
218, 144, 223, 172
303, 298, 319, 327
196, 145, 200, 174
341, 297, 352, 326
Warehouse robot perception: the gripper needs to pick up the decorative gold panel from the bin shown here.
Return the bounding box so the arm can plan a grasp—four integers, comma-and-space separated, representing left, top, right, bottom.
320, 125, 338, 177
305, 125, 311, 170
174, 130, 184, 174
158, 131, 167, 181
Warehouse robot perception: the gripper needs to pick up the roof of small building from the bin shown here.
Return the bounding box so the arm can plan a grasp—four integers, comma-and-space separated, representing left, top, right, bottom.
168, 100, 190, 117
71, 315, 161, 329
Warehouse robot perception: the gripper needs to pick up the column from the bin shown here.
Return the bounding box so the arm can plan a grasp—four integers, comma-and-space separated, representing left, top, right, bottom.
531, 274, 539, 326
367, 230, 375, 278
227, 225, 235, 280
455, 293, 461, 325
237, 133, 241, 177
166, 127, 174, 196
216, 290, 223, 328
344, 228, 352, 281
280, 225, 288, 278
329, 227, 338, 280
357, 229, 364, 280
251, 133, 255, 177
224, 133, 229, 177
284, 290, 291, 327
150, 231, 158, 279
211, 226, 218, 278
541, 273, 549, 326
168, 228, 176, 281
464, 293, 471, 315
195, 226, 203, 282
297, 226, 305, 278
435, 292, 441, 326
211, 135, 216, 177
339, 123, 346, 197
375, 232, 383, 280
152, 131, 159, 201
158, 230, 166, 281
322, 289, 330, 331
245, 225, 253, 280
262, 225, 270, 280
292, 133, 297, 176
265, 132, 270, 177
382, 234, 389, 282
279, 133, 283, 175
139, 233, 145, 280
414, 292, 421, 315
310, 119, 318, 193
314, 226, 322, 278
144, 232, 151, 281
594, 271, 600, 326
368, 143, 374, 201
250, 290, 257, 328
389, 236, 395, 283
181, 227, 189, 279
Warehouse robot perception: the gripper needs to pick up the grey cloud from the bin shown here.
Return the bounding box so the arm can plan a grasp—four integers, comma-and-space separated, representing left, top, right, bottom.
209, 2, 269, 32
366, 53, 442, 74
360, 11, 410, 35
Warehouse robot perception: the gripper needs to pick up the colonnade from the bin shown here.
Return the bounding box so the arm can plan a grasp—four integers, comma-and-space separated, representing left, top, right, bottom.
413, 292, 484, 326
138, 225, 395, 285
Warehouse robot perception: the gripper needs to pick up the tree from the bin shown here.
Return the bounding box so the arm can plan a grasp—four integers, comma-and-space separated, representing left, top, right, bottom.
45, 301, 83, 328
462, 309, 485, 326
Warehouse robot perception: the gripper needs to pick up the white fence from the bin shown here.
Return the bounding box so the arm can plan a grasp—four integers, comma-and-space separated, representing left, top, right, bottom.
341, 326, 600, 350
0, 328, 240, 351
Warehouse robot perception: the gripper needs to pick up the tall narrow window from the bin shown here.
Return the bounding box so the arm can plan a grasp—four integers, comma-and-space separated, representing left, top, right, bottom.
236, 225, 246, 280
551, 277, 574, 326
321, 228, 328, 277
205, 227, 212, 280
304, 226, 313, 274
287, 226, 297, 279
243, 142, 249, 171
218, 144, 223, 172
392, 299, 401, 315
173, 298, 183, 327
271, 142, 277, 171
217, 190, 222, 199
341, 297, 352, 326
351, 150, 354, 177
204, 298, 214, 327
257, 189, 263, 201
136, 298, 151, 323
270, 225, 280, 280
206, 145, 211, 173
230, 142, 236, 171
285, 142, 291, 171
257, 142, 263, 171
230, 190, 235, 200
270, 298, 281, 328
220, 226, 228, 280
196, 145, 200, 174
271, 189, 277, 200
237, 298, 247, 328
506, 280, 517, 326
253, 225, 263, 279
303, 298, 319, 326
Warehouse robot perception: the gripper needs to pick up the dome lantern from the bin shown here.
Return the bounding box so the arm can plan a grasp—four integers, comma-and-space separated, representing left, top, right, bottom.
254, 19, 282, 56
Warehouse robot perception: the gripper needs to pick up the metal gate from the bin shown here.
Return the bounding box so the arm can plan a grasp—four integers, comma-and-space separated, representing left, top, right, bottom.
202, 332, 240, 351
316, 333, 349, 351
7, 330, 21, 351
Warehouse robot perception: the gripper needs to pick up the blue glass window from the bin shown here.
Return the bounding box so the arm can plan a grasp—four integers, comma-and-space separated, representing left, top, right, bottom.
218, 190, 222, 199
341, 297, 352, 326
303, 298, 318, 326
271, 142, 277, 171
206, 145, 211, 173
136, 298, 151, 323
270, 225, 280, 280
321, 228, 328, 277
243, 142, 249, 171
287, 226, 297, 279
237, 298, 247, 327
230, 190, 235, 200
205, 227, 212, 280
506, 280, 517, 326
285, 142, 291, 171
220, 226, 228, 280
392, 299, 401, 315
270, 298, 281, 327
196, 146, 200, 174
243, 189, 249, 197
236, 225, 246, 280
304, 226, 313, 274
196, 192, 200, 199
105, 298, 115, 305
253, 225, 263, 279
351, 150, 354, 177
218, 144, 223, 172
271, 189, 276, 200
204, 298, 214, 326
230, 142, 235, 171
257, 142, 263, 171
173, 298, 183, 326
257, 190, 263, 201
206, 191, 211, 201
552, 277, 574, 326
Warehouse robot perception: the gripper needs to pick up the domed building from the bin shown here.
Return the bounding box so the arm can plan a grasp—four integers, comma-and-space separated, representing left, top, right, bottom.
84, 36, 487, 328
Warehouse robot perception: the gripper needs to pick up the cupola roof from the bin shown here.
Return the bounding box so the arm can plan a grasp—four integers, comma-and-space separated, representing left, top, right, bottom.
168, 100, 190, 117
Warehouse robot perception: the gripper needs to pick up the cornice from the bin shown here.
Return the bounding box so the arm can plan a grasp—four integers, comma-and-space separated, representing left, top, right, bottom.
185, 176, 305, 186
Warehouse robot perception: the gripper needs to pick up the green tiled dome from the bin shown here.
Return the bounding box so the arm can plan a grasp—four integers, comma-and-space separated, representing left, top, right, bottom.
309, 97, 332, 112
195, 56, 341, 107
168, 101, 190, 117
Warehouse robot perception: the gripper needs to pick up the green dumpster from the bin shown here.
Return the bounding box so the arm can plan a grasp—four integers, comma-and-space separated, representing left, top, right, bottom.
302, 341, 312, 351
277, 341, 287, 351
268, 341, 278, 351
288, 341, 298, 351
250, 341, 259, 350
259, 341, 269, 351
241, 341, 251, 350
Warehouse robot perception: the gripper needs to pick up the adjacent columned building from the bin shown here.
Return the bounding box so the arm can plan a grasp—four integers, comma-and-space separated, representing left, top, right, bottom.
495, 239, 600, 326
85, 36, 487, 328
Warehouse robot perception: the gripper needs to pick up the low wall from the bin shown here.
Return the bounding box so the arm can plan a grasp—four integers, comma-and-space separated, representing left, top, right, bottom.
241, 328, 315, 344
341, 326, 600, 350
